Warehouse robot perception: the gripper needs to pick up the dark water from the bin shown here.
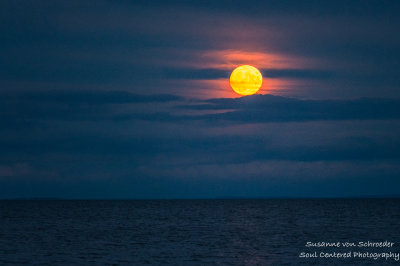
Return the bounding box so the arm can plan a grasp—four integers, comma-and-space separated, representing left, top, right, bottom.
1, 199, 400, 265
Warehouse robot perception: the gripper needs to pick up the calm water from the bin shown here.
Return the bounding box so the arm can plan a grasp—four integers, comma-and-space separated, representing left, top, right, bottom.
1, 199, 400, 265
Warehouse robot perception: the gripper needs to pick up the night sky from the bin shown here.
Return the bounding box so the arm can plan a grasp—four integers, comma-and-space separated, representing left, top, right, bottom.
1, 0, 400, 198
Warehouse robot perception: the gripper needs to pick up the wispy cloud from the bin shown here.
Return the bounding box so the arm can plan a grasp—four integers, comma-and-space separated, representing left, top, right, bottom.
177, 95, 400, 123
2, 90, 183, 104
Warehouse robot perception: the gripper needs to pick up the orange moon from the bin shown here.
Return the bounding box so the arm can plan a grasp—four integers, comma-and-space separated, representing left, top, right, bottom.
230, 65, 263, 96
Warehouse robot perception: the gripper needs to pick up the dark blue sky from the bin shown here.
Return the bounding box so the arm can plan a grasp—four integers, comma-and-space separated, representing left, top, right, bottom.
1, 0, 400, 198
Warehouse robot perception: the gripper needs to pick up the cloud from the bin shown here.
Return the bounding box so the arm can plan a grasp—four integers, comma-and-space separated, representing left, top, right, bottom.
262, 69, 334, 79
3, 90, 399, 126
2, 132, 400, 163
177, 94, 400, 123
1, 0, 400, 198
2, 90, 183, 104
0, 90, 184, 129
149, 67, 334, 80
2, 0, 400, 99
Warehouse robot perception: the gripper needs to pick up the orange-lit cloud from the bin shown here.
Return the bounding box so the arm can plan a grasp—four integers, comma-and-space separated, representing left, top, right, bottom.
199, 49, 307, 70
170, 49, 319, 98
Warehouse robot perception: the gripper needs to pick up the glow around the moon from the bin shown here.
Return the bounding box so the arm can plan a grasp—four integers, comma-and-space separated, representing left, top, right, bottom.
230, 65, 263, 96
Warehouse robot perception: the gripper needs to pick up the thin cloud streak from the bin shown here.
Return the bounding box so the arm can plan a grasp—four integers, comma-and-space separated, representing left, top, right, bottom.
2, 91, 400, 123
175, 95, 400, 123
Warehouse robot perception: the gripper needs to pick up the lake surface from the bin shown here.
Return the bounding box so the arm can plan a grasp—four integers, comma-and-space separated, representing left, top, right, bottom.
1, 199, 399, 265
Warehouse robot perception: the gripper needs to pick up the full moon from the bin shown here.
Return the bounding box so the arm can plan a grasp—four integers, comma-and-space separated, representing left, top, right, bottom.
230, 65, 263, 96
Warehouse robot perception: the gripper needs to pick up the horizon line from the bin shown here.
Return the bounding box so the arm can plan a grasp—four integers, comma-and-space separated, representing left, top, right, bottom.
1, 195, 400, 200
